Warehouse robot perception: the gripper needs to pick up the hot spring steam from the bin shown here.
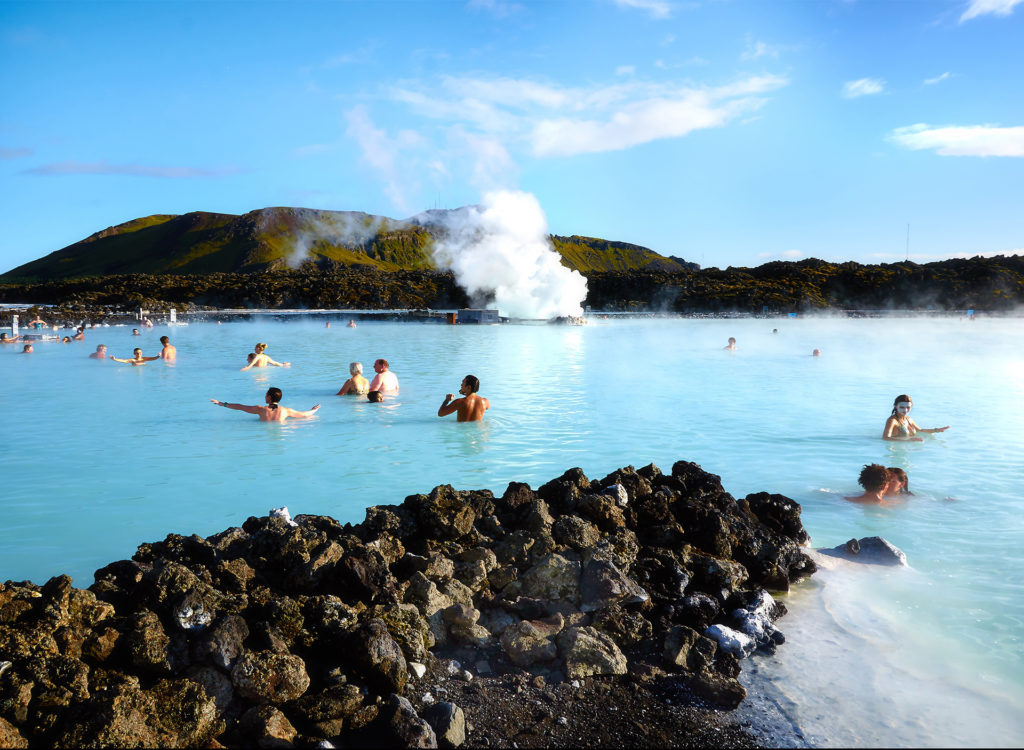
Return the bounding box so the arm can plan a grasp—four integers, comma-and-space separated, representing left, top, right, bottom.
428, 190, 588, 320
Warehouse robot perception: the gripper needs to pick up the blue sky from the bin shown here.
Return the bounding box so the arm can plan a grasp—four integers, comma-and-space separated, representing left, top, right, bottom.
1, 0, 1022, 273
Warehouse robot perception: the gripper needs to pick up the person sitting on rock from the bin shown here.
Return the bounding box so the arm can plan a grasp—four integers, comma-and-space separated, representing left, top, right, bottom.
437, 375, 490, 422
845, 464, 896, 504
211, 387, 319, 422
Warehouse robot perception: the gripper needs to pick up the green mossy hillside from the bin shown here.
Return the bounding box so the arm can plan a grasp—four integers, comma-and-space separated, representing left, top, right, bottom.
1, 207, 680, 282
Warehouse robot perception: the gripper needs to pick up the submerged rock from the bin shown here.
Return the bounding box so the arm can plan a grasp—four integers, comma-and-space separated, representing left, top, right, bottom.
817, 536, 908, 566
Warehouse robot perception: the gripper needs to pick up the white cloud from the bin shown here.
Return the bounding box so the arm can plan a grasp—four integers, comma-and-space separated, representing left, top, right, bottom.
531, 76, 787, 157
960, 0, 1023, 22
889, 124, 1024, 157
842, 78, 885, 98
0, 147, 33, 159
345, 105, 425, 211
615, 0, 672, 20
616, 65, 636, 76
742, 40, 780, 61
924, 72, 951, 85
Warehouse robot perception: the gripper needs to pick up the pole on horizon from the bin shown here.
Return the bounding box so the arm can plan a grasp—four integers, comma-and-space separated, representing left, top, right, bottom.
12, 314, 19, 336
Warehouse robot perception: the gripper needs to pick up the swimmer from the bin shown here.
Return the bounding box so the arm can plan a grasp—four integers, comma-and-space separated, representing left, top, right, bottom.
110, 347, 160, 366
241, 342, 290, 370
437, 375, 490, 422
72, 326, 85, 341
812, 349, 821, 357
132, 328, 141, 336
367, 390, 384, 403
844, 464, 896, 504
143, 317, 153, 328
90, 344, 108, 359
336, 362, 369, 396
159, 335, 177, 361
61, 336, 72, 344
772, 328, 779, 334
724, 337, 737, 351
368, 358, 399, 394
21, 343, 33, 353
347, 319, 357, 328
0, 333, 20, 344
883, 394, 949, 442
325, 321, 331, 328
886, 467, 913, 496
211, 387, 320, 422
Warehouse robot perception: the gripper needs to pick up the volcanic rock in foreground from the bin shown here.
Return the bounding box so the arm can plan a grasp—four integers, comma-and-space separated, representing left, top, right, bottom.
0, 460, 816, 748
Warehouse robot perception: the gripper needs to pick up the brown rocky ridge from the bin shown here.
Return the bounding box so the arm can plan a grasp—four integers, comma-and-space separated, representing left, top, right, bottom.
0, 459, 816, 748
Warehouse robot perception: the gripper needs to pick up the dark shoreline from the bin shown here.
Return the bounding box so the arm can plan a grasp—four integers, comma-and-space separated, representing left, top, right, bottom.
0, 460, 815, 748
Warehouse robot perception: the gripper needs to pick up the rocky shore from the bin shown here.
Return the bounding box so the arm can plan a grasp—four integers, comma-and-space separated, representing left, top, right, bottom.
0, 460, 816, 748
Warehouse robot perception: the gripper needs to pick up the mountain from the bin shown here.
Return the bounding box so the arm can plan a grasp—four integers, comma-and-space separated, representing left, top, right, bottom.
0, 206, 694, 282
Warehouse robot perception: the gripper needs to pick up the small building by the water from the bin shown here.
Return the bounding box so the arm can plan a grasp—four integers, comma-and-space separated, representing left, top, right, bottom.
456, 309, 501, 324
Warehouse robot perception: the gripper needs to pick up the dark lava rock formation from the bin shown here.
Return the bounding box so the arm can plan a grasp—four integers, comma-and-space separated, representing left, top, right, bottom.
0, 460, 815, 748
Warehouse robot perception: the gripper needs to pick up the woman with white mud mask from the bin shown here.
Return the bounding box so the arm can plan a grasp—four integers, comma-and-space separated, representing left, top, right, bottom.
882, 394, 950, 441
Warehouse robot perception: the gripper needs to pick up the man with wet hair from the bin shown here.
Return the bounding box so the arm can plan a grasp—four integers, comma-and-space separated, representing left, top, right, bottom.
369, 358, 399, 394
844, 464, 894, 504
90, 344, 108, 359
437, 374, 490, 422
159, 335, 177, 361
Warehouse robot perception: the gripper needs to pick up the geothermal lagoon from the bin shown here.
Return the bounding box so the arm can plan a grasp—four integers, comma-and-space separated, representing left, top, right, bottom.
2, 314, 1022, 747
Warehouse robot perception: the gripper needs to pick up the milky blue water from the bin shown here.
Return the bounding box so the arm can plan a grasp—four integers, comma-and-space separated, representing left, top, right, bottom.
2, 315, 1022, 747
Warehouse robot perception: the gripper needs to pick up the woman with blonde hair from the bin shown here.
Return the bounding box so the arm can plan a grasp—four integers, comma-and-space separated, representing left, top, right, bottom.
241, 342, 290, 370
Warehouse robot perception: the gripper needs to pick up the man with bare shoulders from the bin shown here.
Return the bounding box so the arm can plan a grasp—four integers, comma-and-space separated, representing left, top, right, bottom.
369, 358, 399, 394
437, 375, 490, 422
159, 335, 177, 361
90, 344, 108, 359
211, 387, 320, 422
845, 464, 897, 504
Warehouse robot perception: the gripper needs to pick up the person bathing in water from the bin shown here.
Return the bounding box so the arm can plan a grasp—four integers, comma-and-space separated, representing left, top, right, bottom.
883, 394, 949, 441
241, 342, 289, 370
845, 464, 897, 504
724, 337, 737, 351
159, 336, 177, 361
336, 362, 369, 396
437, 375, 490, 422
211, 387, 319, 422
369, 358, 399, 394
110, 348, 160, 366
886, 467, 913, 496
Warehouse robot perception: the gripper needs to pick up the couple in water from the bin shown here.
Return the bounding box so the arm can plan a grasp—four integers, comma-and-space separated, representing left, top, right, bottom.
845, 464, 912, 504
336, 359, 398, 399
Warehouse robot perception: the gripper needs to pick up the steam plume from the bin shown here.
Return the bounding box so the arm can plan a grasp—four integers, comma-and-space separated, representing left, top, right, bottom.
428, 190, 588, 319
